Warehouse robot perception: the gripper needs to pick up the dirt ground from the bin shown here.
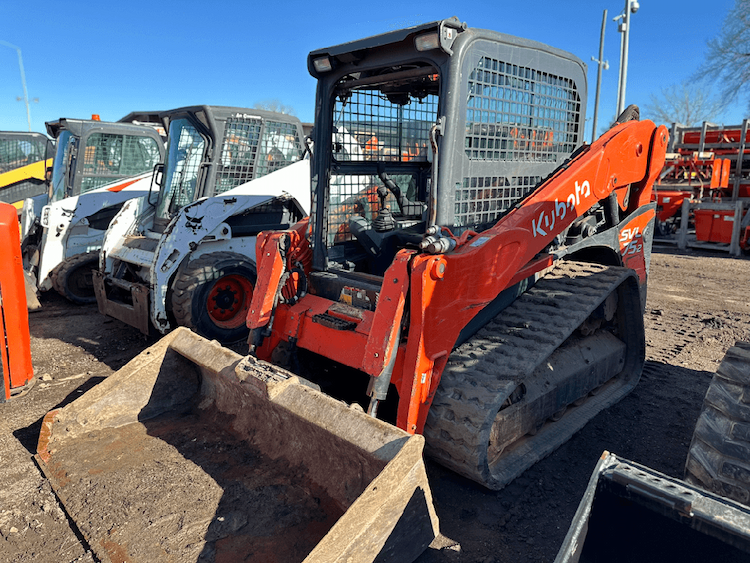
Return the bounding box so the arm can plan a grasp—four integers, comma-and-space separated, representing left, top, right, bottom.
1, 246, 749, 563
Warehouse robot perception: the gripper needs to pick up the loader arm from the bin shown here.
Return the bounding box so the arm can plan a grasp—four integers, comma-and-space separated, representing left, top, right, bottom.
248, 119, 668, 435
396, 119, 668, 431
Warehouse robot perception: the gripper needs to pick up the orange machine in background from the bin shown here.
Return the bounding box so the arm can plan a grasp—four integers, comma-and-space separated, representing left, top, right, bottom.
1, 202, 34, 400
653, 120, 750, 254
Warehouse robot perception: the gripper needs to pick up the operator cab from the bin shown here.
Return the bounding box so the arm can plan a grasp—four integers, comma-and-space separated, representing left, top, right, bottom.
307, 18, 586, 308
152, 106, 305, 233
47, 118, 163, 204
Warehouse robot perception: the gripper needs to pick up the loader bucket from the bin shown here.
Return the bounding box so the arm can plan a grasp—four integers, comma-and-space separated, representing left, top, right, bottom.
36, 327, 439, 563
554, 452, 750, 563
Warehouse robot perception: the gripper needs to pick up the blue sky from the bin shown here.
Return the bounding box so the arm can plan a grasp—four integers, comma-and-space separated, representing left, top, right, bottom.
0, 1, 742, 141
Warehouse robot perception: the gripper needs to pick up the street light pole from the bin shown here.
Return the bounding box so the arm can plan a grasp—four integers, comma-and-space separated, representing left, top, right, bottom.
614, 13, 625, 115
591, 9, 609, 142
614, 0, 640, 118
0, 40, 32, 132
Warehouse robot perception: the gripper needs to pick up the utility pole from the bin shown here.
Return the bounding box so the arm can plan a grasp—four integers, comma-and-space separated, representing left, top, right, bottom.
591, 10, 609, 142
614, 0, 640, 118
0, 40, 32, 132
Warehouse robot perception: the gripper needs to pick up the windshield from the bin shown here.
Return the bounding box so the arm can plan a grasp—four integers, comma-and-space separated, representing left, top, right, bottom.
50, 130, 74, 203
156, 118, 206, 220
326, 66, 438, 248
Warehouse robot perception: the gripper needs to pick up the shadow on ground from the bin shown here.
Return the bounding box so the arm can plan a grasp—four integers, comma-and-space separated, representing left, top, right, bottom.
415, 360, 714, 563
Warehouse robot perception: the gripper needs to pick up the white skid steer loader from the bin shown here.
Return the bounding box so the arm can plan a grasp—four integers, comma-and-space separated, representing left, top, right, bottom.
95, 105, 311, 343
21, 116, 165, 304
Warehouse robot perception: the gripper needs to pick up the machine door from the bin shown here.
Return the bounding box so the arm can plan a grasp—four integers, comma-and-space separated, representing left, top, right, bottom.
49, 130, 75, 203
154, 117, 207, 226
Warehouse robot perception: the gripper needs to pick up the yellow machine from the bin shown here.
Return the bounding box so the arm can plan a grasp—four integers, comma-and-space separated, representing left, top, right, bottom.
0, 131, 53, 212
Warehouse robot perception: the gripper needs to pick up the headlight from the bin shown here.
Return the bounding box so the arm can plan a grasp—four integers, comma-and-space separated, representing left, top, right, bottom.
414, 32, 440, 52
41, 206, 50, 228
312, 56, 332, 73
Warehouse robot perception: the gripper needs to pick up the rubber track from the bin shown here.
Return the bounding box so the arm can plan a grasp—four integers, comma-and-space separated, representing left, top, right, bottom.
424, 260, 638, 489
685, 341, 750, 505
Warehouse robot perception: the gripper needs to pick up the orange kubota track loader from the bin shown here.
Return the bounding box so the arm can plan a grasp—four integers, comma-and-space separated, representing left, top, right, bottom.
246, 18, 668, 490
34, 18, 665, 563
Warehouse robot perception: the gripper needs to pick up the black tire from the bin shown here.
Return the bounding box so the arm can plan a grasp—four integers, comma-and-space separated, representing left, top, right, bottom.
170, 252, 257, 344
50, 252, 99, 304
685, 341, 750, 505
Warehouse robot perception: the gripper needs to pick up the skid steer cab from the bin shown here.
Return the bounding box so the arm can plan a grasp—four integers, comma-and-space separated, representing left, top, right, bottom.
95, 105, 311, 344
247, 17, 668, 490
0, 131, 54, 213
21, 116, 165, 305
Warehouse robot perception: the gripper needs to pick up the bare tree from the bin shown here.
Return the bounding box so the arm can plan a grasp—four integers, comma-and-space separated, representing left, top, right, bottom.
699, 0, 750, 112
644, 83, 721, 126
253, 100, 296, 116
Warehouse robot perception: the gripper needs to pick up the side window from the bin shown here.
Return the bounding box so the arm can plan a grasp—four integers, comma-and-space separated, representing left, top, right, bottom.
256, 121, 302, 178
119, 136, 161, 175
0, 137, 47, 174
80, 133, 161, 193
215, 117, 262, 195
458, 55, 584, 228
465, 57, 581, 163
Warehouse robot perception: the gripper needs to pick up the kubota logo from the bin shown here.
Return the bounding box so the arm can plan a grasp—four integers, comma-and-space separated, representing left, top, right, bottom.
532, 180, 591, 237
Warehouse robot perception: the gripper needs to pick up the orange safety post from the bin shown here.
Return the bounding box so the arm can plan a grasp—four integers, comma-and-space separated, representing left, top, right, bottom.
0, 202, 33, 401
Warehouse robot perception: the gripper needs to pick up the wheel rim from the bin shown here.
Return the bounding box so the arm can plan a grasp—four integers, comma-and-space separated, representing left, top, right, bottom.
206, 274, 254, 329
